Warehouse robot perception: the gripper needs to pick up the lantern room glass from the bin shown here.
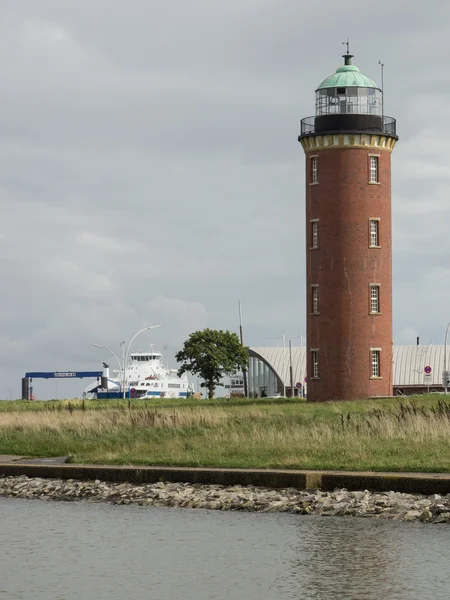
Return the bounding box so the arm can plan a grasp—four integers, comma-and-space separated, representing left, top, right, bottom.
316, 87, 381, 116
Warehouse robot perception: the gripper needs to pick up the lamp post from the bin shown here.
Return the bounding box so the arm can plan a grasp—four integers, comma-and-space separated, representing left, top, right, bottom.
444, 322, 450, 394
92, 344, 123, 393
120, 341, 125, 394
6, 389, 12, 401
123, 325, 162, 399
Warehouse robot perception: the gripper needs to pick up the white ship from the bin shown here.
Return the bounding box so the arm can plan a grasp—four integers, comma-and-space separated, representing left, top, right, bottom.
84, 347, 193, 399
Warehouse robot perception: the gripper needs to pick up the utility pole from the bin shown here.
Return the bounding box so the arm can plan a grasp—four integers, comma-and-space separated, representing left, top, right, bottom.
444, 322, 450, 394
266, 332, 287, 396
238, 300, 248, 397
267, 333, 303, 396
289, 340, 294, 398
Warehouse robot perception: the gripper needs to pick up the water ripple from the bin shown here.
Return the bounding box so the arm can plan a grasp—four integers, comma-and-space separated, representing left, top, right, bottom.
0, 498, 449, 599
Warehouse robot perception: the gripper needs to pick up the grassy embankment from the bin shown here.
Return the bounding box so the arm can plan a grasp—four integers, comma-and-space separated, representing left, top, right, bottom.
0, 396, 449, 472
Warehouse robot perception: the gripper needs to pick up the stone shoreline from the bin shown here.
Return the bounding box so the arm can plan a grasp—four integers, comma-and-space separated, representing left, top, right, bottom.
1, 475, 450, 523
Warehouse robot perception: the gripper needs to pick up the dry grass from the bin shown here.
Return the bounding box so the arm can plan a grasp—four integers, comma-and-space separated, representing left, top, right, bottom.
1, 402, 447, 439
0, 407, 230, 432
0, 398, 449, 471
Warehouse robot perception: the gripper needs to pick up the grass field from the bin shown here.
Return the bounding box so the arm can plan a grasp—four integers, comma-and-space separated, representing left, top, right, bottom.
0, 396, 449, 472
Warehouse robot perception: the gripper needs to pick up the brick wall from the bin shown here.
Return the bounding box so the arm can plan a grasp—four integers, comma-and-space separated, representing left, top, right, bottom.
305, 145, 394, 401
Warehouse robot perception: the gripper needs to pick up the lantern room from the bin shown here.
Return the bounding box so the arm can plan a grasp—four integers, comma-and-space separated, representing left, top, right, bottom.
315, 54, 382, 116
300, 53, 396, 136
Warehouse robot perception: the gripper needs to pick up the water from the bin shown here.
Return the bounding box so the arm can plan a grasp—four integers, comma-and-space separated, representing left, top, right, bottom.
1, 498, 450, 600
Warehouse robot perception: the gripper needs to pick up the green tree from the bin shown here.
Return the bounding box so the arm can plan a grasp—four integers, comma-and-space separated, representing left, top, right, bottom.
176, 329, 249, 399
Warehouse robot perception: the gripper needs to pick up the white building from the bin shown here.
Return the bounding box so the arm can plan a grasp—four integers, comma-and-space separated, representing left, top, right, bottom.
248, 345, 450, 398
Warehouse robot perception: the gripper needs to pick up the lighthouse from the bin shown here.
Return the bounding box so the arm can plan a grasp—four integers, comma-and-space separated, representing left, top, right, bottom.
298, 50, 398, 402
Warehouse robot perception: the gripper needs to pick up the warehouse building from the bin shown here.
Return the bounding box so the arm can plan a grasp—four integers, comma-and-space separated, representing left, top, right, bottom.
247, 345, 449, 398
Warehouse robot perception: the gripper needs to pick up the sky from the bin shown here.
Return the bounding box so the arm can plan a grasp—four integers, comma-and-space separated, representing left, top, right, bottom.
1, 0, 450, 399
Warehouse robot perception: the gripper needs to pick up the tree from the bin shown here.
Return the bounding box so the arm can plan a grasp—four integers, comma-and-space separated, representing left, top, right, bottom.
176, 329, 249, 399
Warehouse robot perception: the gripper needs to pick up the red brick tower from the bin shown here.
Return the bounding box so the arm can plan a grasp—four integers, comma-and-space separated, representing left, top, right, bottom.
299, 52, 398, 401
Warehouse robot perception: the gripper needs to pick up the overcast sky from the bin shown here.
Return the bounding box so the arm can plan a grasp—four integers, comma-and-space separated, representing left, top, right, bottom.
1, 0, 450, 398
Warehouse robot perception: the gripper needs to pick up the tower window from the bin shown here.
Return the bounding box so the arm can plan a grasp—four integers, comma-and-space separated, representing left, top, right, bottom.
311, 285, 319, 314
370, 284, 380, 314
311, 156, 318, 184
369, 219, 379, 247
369, 156, 379, 183
311, 350, 319, 378
311, 219, 319, 248
336, 87, 345, 95
371, 349, 381, 378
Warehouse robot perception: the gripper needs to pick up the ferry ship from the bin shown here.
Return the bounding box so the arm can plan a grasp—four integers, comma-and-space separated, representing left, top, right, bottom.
84, 348, 193, 399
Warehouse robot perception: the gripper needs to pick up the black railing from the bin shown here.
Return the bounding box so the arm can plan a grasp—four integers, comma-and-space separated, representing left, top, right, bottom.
299, 115, 397, 137
382, 116, 397, 136
300, 116, 316, 135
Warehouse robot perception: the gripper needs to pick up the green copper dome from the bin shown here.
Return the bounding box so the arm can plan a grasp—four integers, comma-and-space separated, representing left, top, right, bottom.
317, 55, 380, 90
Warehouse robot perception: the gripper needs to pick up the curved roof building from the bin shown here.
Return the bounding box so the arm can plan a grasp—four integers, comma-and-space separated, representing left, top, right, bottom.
248, 345, 448, 398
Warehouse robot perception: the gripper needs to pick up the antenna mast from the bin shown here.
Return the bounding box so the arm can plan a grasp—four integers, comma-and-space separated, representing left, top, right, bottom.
379, 60, 385, 125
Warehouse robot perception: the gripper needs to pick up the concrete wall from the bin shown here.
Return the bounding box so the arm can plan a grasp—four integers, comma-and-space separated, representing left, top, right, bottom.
1, 463, 450, 495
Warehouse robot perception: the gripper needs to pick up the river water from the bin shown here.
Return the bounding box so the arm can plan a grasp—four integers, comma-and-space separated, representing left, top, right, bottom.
1, 498, 450, 600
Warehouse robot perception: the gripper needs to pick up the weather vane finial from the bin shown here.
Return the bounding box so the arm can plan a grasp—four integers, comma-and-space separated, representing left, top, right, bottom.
342, 38, 350, 54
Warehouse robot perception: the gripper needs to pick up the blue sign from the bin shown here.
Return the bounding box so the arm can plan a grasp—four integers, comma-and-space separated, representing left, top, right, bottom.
424, 366, 432, 375
25, 371, 103, 379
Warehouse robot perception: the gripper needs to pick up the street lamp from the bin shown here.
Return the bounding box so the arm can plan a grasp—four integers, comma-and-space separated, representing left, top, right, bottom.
444, 322, 450, 394
123, 325, 162, 399
92, 344, 123, 393
6, 389, 12, 401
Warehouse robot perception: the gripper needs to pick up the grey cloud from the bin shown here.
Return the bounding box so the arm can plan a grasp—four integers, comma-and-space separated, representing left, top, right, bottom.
1, 0, 450, 397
